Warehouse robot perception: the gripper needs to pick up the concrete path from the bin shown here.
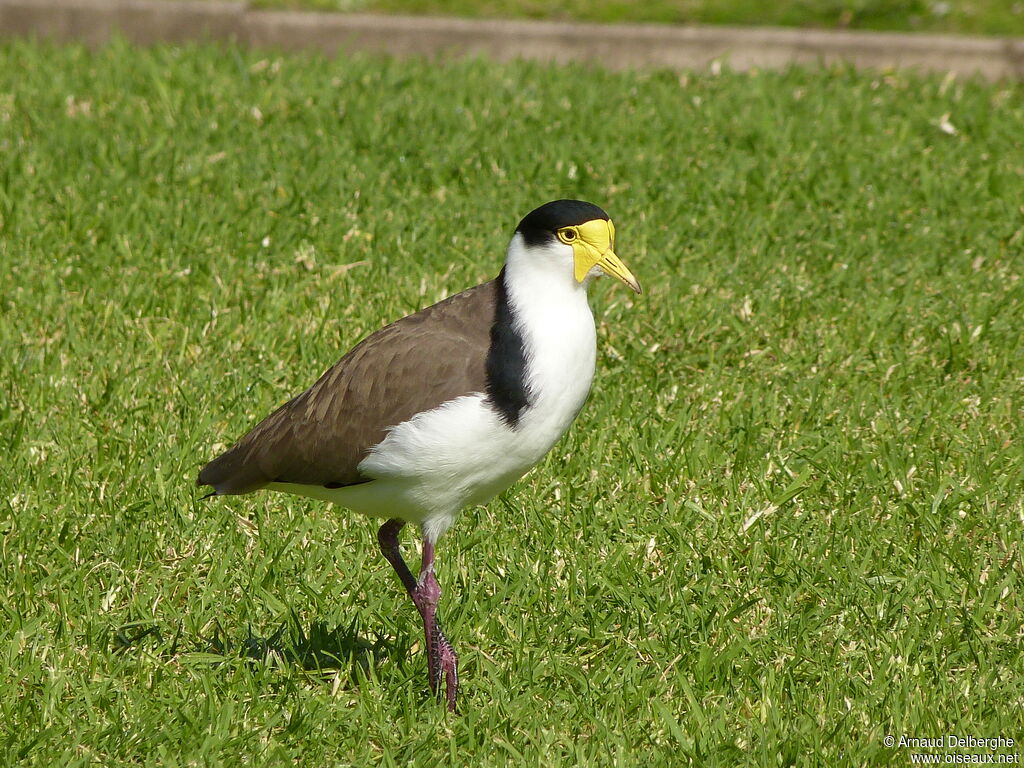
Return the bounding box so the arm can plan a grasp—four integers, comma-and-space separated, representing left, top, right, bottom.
1, 0, 1022, 78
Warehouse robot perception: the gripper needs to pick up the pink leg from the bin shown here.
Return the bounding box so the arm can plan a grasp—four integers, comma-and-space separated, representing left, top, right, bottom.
377, 519, 459, 711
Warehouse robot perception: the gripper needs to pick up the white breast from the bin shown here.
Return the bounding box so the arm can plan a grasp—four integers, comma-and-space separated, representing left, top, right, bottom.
506, 239, 597, 464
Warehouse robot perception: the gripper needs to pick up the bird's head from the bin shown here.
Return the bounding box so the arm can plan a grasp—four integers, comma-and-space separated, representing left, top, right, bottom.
512, 200, 641, 294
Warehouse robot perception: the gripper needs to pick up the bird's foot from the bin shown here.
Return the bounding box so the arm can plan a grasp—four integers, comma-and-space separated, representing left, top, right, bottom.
414, 572, 459, 712
429, 623, 459, 712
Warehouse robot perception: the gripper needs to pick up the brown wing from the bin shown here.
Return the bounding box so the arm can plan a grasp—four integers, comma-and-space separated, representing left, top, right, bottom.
198, 279, 498, 494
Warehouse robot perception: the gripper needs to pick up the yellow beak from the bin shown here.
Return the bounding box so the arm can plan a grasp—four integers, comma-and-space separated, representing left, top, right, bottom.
571, 219, 641, 294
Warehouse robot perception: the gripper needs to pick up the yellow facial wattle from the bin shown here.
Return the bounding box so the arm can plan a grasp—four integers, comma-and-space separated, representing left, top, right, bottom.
558, 218, 641, 294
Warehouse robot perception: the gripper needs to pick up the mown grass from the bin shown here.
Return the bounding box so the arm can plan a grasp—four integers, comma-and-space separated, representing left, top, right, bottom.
253, 0, 1024, 37
1, 40, 1023, 767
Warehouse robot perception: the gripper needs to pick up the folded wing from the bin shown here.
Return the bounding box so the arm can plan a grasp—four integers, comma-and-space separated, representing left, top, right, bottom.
197, 280, 498, 494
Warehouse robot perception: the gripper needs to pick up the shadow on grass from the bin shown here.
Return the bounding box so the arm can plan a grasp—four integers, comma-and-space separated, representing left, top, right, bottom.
236, 617, 391, 675
112, 613, 395, 679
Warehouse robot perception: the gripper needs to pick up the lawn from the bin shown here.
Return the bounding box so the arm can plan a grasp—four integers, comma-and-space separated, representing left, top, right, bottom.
1, 40, 1023, 766
253, 0, 1024, 38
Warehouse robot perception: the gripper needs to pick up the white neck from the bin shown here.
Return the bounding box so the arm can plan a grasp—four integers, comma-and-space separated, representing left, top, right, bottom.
503, 233, 592, 303
501, 233, 598, 439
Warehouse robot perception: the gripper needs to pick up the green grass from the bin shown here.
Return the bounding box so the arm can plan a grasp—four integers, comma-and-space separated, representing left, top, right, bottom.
2, 39, 1024, 766
254, 0, 1024, 38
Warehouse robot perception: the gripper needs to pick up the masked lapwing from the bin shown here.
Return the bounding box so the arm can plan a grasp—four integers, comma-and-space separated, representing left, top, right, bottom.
198, 199, 640, 710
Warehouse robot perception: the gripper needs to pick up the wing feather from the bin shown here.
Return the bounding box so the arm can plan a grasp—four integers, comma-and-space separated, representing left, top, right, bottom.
198, 279, 498, 494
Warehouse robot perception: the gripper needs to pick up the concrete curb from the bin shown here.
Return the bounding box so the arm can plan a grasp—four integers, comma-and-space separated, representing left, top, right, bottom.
2, 0, 1023, 78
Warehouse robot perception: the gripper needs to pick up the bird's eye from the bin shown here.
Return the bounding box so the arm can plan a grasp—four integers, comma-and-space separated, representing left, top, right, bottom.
558, 228, 577, 244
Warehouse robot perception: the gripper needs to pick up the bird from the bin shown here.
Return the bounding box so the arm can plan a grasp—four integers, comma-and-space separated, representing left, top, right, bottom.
197, 199, 640, 711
